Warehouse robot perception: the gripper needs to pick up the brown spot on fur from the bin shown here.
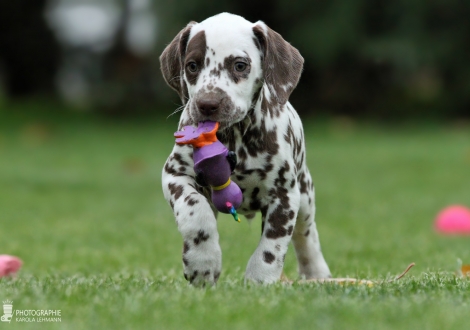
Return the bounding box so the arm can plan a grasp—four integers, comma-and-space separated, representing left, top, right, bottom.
184, 195, 199, 206
287, 225, 294, 235
274, 161, 290, 187
210, 66, 221, 77
164, 162, 184, 176
263, 251, 275, 264
190, 270, 198, 282
214, 271, 221, 281
188, 198, 198, 206
266, 226, 287, 239
251, 87, 262, 107
184, 31, 207, 85
168, 183, 184, 200
290, 179, 295, 188
299, 172, 308, 194
269, 186, 290, 209
264, 161, 274, 173
265, 205, 290, 239
217, 125, 236, 152
299, 257, 309, 267
242, 124, 279, 157
249, 187, 261, 210
183, 241, 190, 254
284, 123, 295, 145
193, 230, 209, 245
172, 152, 190, 166
223, 55, 251, 83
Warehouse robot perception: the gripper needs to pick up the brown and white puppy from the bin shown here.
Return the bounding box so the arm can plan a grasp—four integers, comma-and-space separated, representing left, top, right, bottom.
160, 13, 331, 285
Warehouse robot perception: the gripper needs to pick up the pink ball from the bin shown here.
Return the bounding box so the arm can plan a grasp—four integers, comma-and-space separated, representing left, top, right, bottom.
0, 255, 22, 277
435, 205, 470, 235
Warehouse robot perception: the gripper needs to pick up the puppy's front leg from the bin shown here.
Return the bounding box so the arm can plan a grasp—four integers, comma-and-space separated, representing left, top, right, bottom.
162, 145, 222, 286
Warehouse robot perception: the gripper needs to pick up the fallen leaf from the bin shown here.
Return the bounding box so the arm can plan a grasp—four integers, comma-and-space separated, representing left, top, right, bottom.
281, 263, 415, 286
301, 278, 375, 287
461, 265, 470, 277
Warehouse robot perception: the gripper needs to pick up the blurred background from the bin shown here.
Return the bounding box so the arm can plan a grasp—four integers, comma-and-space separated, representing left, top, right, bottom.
1, 0, 469, 119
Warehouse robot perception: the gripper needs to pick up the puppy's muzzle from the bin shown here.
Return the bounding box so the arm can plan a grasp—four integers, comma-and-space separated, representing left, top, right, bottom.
197, 95, 223, 116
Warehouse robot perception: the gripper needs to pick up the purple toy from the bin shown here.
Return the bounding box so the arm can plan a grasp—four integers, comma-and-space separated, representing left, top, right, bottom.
174, 121, 242, 222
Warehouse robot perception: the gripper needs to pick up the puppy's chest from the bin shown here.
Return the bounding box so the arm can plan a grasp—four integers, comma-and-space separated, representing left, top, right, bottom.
220, 129, 272, 181
221, 132, 278, 212
231, 159, 271, 213
233, 159, 269, 190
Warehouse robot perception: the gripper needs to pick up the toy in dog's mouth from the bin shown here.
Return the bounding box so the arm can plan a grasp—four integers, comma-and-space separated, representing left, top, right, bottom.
174, 121, 219, 147
174, 121, 242, 222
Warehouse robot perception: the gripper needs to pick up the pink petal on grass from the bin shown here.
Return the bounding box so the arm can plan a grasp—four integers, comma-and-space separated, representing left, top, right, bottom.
0, 255, 22, 277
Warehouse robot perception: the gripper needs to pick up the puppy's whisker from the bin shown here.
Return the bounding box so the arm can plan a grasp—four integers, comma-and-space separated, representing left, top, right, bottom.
167, 105, 185, 119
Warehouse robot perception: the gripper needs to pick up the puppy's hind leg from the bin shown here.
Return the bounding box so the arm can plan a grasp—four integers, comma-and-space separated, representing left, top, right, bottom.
291, 170, 331, 279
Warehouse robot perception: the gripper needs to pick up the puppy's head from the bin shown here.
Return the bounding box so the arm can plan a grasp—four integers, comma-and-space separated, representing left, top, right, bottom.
160, 13, 304, 126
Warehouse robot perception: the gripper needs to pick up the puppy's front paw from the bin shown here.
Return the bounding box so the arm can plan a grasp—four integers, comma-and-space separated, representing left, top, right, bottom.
182, 234, 222, 287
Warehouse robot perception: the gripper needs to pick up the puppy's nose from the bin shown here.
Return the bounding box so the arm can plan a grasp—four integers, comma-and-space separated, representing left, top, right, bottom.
197, 99, 220, 116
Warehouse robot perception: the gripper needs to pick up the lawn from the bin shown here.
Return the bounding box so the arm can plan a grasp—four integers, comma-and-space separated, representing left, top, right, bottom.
1, 102, 469, 329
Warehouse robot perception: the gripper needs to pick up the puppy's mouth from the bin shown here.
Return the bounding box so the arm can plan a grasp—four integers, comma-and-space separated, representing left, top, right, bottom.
191, 113, 243, 131
189, 102, 244, 128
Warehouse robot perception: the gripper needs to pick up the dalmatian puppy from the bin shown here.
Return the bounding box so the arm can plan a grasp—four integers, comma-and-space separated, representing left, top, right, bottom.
160, 13, 331, 285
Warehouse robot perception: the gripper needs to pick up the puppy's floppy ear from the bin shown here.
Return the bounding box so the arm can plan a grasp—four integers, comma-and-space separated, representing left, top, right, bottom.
160, 21, 197, 103
252, 22, 304, 105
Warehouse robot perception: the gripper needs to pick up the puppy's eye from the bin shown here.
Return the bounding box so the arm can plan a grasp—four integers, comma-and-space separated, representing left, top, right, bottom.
234, 62, 247, 72
187, 62, 198, 73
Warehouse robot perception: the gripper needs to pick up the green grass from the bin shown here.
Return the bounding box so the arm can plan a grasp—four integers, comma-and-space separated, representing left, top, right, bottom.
1, 103, 469, 329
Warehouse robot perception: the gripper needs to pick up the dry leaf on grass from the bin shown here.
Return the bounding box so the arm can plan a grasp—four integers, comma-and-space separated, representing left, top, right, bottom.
282, 263, 415, 286
460, 265, 470, 277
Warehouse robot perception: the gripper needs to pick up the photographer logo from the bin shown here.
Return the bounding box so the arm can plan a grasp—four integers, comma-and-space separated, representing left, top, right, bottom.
1, 300, 61, 323
1, 300, 13, 323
